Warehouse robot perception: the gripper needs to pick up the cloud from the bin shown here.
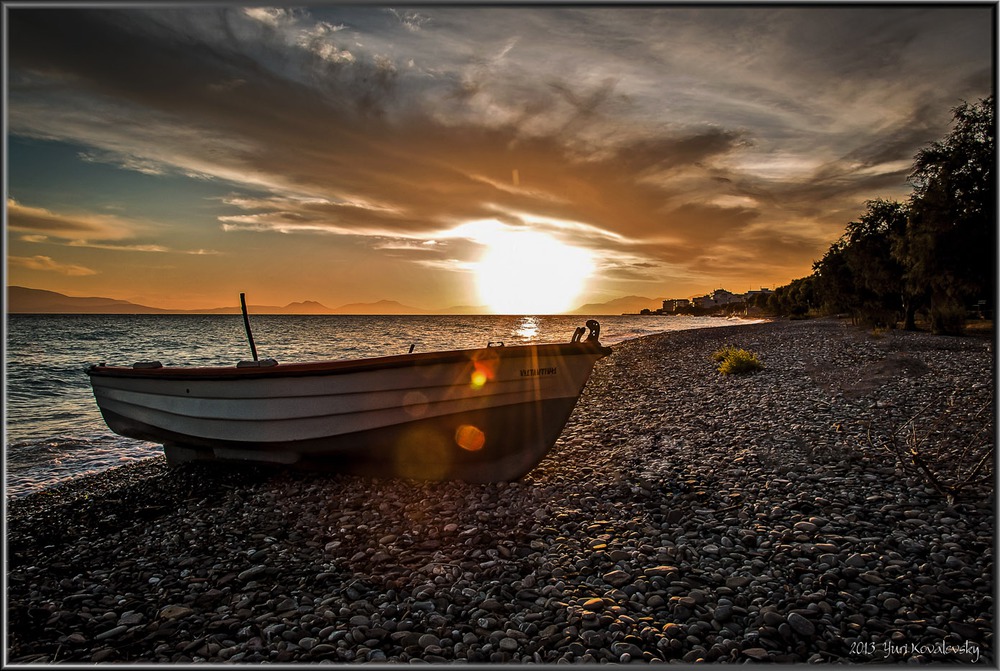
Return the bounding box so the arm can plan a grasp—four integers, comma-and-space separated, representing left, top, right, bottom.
8, 199, 220, 255
64, 240, 220, 255
9, 255, 98, 276
78, 150, 168, 176
387, 8, 431, 33
7, 198, 137, 240
6, 5, 992, 301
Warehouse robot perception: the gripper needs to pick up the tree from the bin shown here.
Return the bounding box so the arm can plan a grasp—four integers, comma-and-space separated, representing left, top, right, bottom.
775, 96, 994, 331
841, 199, 909, 328
812, 240, 854, 316
904, 96, 995, 334
784, 276, 816, 317
806, 199, 909, 327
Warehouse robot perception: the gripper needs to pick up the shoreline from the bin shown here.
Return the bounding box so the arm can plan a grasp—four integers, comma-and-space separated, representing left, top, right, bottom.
7, 318, 994, 664
4, 314, 764, 499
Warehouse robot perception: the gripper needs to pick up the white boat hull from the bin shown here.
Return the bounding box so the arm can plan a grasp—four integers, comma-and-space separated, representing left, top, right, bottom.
88, 338, 610, 482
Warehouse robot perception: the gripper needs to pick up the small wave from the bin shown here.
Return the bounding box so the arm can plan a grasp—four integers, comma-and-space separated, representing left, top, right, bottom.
6, 435, 163, 498
7, 313, 761, 497
5, 439, 70, 469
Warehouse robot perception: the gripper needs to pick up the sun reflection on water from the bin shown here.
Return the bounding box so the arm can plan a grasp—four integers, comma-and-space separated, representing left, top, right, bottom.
514, 316, 540, 340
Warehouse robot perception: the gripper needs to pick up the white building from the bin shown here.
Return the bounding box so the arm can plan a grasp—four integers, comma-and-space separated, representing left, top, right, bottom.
662, 298, 691, 312
711, 289, 742, 305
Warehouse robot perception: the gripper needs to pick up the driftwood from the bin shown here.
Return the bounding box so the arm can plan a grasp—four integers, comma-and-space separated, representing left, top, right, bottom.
867, 393, 994, 505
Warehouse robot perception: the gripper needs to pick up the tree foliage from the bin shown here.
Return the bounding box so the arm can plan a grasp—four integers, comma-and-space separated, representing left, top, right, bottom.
773, 96, 995, 333
905, 97, 995, 333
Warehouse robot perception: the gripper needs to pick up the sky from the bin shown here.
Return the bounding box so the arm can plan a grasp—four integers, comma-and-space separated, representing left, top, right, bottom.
5, 3, 995, 313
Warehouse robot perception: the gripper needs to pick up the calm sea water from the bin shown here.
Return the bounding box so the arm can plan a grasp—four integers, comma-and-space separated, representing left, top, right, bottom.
5, 313, 757, 497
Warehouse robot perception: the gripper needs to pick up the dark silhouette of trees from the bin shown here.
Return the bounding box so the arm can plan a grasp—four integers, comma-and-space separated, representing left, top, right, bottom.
809, 196, 906, 328
772, 96, 995, 333
844, 199, 909, 328
904, 96, 995, 333
767, 276, 816, 318
811, 239, 852, 316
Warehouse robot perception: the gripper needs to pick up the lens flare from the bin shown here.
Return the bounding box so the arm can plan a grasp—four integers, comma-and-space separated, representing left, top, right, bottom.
402, 390, 429, 417
455, 424, 486, 451
393, 426, 449, 480
469, 351, 499, 390
470, 370, 488, 389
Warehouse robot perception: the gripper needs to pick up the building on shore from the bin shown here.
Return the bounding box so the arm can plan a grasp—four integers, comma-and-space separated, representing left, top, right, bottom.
661, 287, 774, 314
691, 289, 742, 309
662, 298, 692, 312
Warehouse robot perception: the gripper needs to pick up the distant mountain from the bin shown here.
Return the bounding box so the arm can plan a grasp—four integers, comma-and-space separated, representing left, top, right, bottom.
7, 286, 170, 314
6, 286, 335, 315
432, 304, 491, 315
330, 299, 429, 315
190, 300, 334, 314
570, 295, 666, 315
9, 285, 668, 317
285, 300, 329, 314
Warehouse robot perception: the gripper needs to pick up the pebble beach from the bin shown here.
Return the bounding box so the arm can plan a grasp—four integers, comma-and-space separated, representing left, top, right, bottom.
6, 318, 994, 664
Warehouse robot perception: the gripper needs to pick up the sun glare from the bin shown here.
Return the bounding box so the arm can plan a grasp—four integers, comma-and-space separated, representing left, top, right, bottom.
474, 228, 594, 314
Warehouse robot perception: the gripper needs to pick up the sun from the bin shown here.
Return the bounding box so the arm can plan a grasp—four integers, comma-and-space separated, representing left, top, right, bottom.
475, 229, 594, 314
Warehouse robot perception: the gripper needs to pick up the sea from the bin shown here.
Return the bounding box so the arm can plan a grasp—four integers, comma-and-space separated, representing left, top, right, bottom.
5, 313, 760, 498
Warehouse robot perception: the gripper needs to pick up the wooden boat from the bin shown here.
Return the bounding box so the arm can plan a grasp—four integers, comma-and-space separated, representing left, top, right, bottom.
87, 320, 611, 482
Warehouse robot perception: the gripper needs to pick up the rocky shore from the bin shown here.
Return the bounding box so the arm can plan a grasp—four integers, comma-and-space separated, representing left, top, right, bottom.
7, 318, 994, 664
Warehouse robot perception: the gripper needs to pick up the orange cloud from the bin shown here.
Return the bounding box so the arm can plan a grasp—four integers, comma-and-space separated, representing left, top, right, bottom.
7, 198, 137, 240
9, 255, 98, 276
6, 6, 991, 307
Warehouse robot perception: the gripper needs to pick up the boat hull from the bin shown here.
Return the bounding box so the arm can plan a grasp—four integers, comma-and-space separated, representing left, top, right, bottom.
88, 340, 610, 482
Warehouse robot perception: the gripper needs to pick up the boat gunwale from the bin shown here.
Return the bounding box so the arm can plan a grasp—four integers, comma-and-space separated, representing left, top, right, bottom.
87, 340, 612, 381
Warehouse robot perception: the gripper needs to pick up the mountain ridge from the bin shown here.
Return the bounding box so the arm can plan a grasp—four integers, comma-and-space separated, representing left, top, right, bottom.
569, 295, 666, 315
7, 286, 665, 316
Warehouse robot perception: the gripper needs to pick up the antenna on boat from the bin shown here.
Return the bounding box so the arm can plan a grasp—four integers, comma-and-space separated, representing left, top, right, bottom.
240, 293, 259, 362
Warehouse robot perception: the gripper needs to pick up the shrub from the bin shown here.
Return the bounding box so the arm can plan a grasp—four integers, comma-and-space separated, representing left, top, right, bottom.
929, 303, 967, 336
789, 304, 810, 320
712, 346, 764, 375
